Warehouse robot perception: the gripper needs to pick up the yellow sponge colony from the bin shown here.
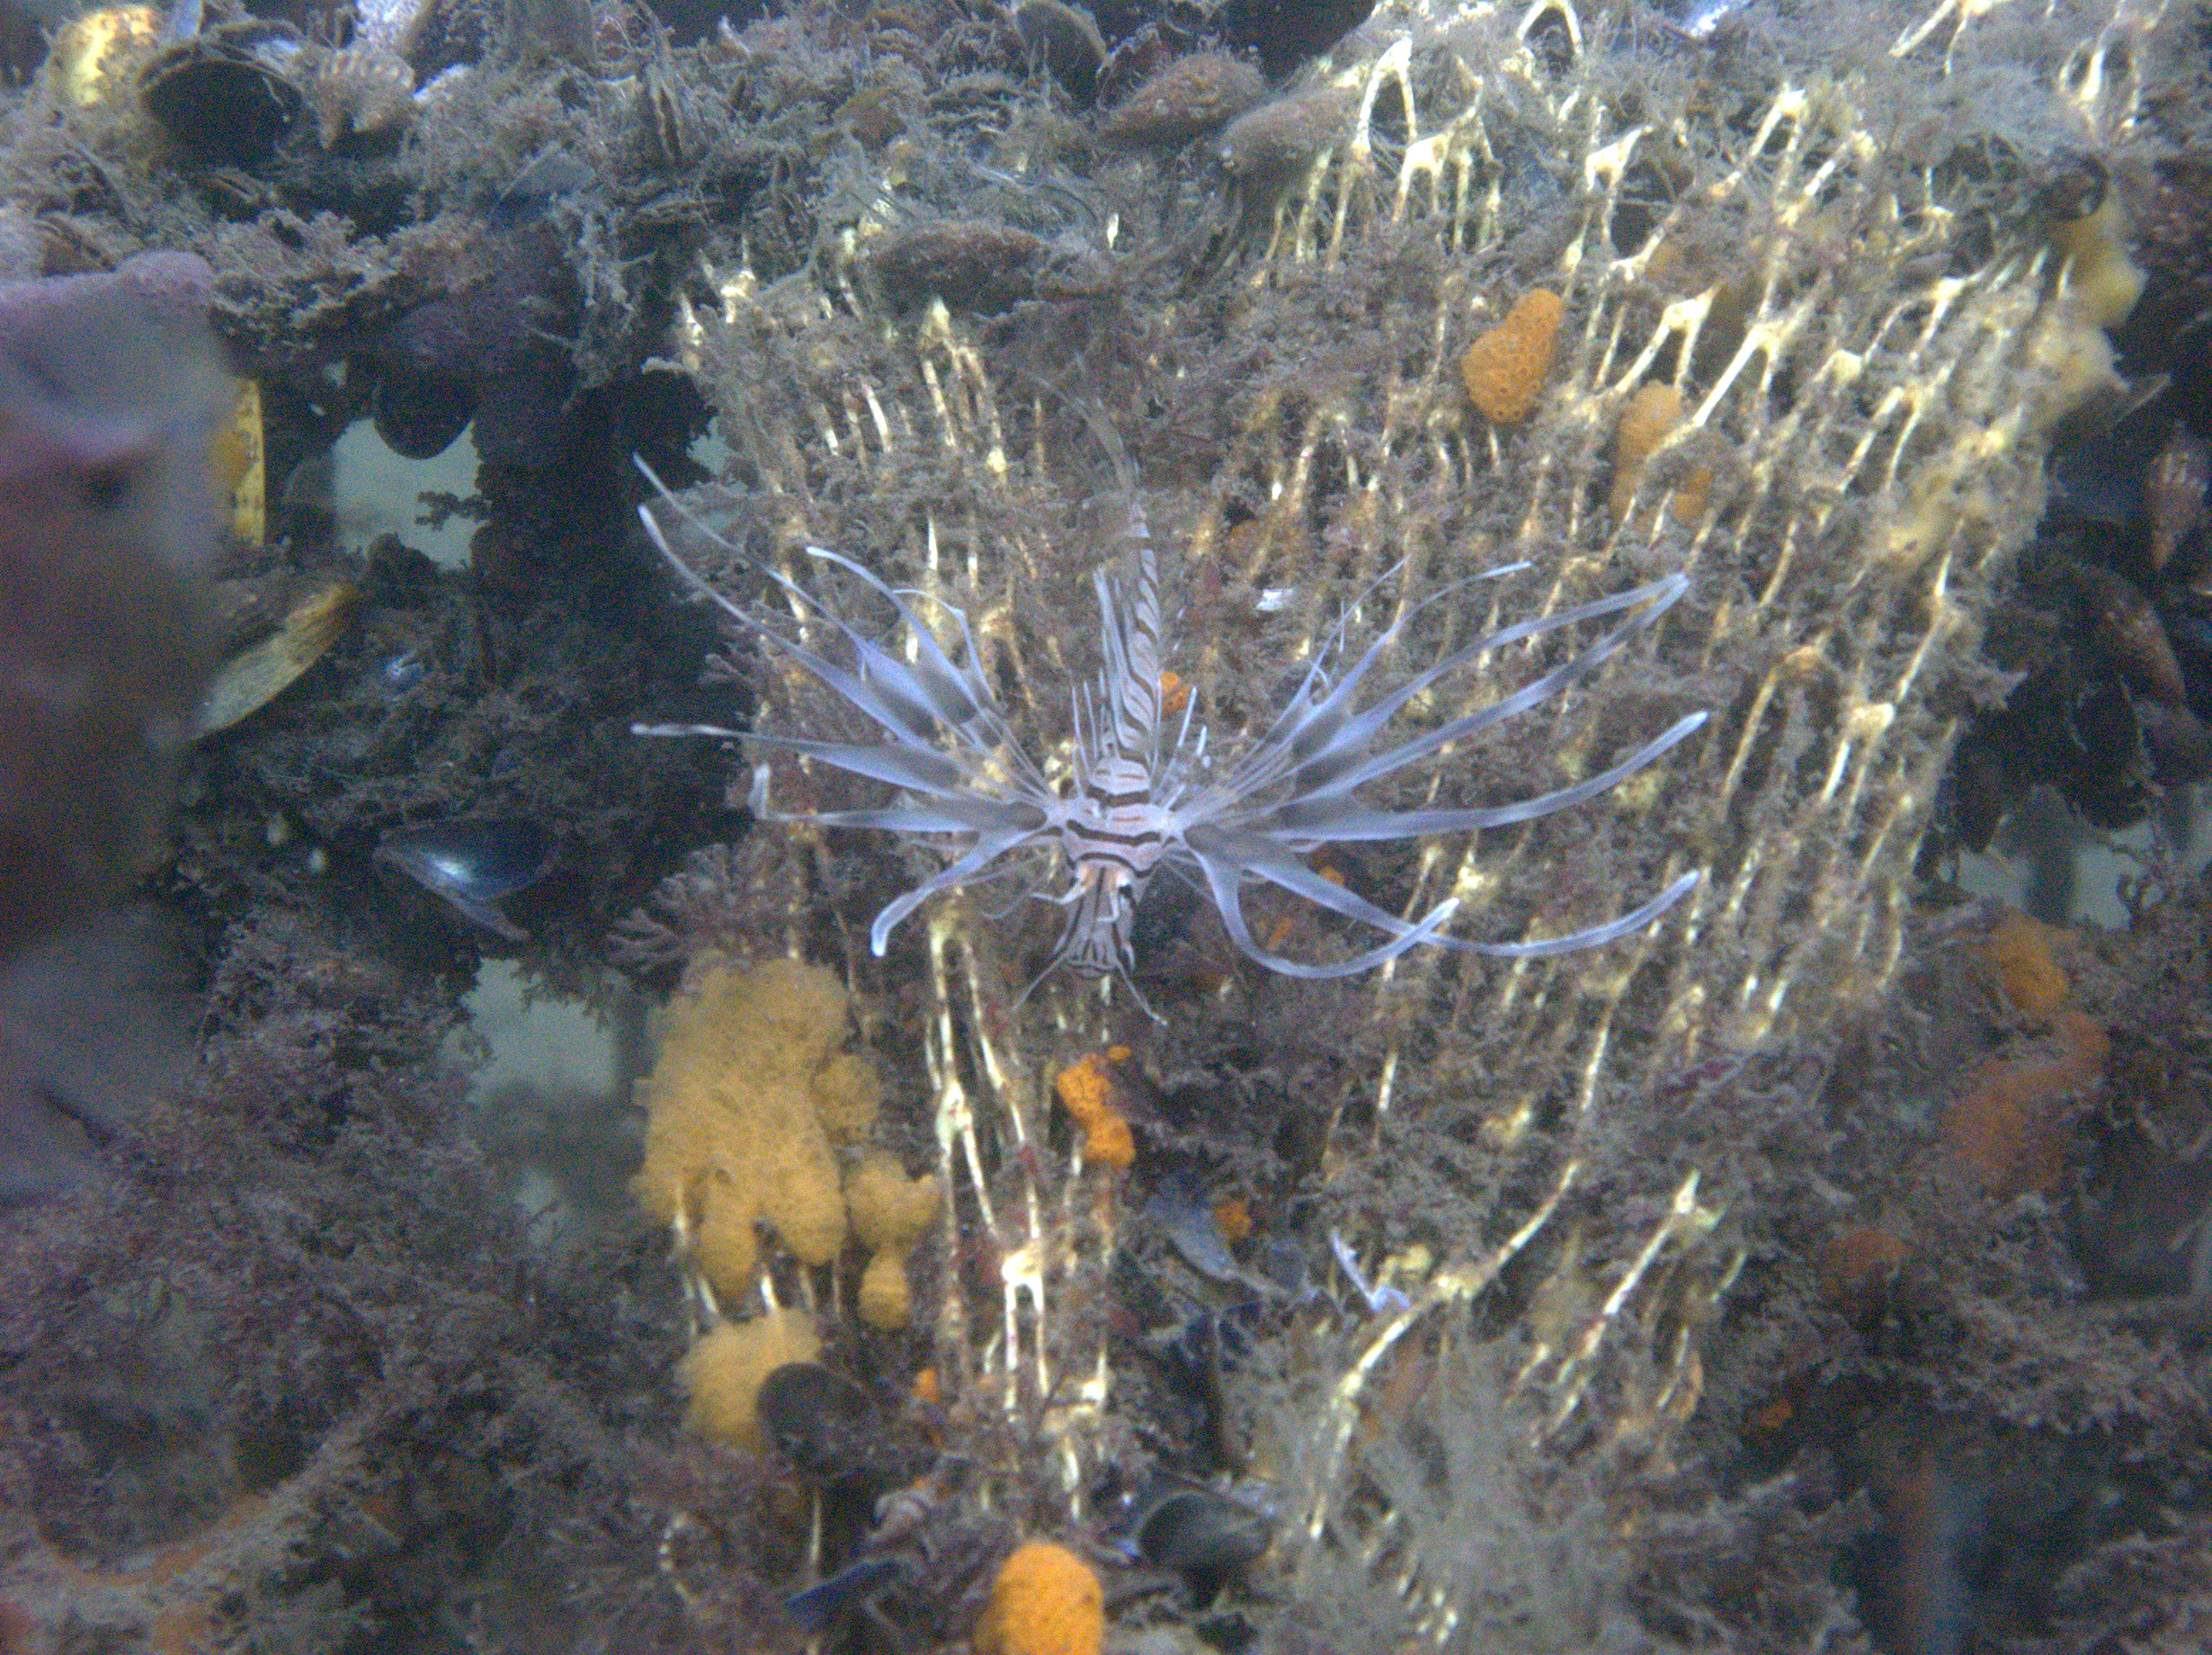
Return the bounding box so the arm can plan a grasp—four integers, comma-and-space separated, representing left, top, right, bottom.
2052, 196, 2144, 333
845, 1151, 943, 1330
2026, 194, 2145, 432
976, 1541, 1104, 1655
677, 1308, 820, 1450
632, 957, 880, 1302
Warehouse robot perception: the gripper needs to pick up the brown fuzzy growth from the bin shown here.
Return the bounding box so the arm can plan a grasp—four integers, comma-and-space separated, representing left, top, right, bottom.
1097, 53, 1267, 148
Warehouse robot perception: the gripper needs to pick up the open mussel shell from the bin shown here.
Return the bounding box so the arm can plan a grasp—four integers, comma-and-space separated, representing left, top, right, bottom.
140, 21, 308, 166
194, 580, 358, 736
373, 818, 556, 942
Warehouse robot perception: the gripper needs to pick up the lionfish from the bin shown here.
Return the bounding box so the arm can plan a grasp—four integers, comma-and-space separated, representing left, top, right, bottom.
632, 456, 1706, 989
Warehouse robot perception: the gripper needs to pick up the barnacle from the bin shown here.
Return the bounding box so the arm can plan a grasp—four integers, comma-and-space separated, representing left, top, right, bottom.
633, 57, 701, 168
305, 44, 415, 148
2145, 423, 2208, 570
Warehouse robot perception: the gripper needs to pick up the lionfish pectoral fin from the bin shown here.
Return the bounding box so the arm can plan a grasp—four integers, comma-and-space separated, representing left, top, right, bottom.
1205, 873, 1463, 980
633, 720, 745, 739
1262, 711, 1711, 842
1111, 962, 1168, 1024
1183, 823, 1465, 979
1440, 868, 1705, 960
1278, 579, 1694, 804
865, 824, 1051, 956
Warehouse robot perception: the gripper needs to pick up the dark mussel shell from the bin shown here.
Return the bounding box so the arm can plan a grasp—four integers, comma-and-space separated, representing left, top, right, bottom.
2078, 563, 2186, 706
375, 302, 479, 460
2141, 698, 2212, 785
754, 1361, 880, 1478
140, 22, 308, 166
1097, 53, 1267, 149
1135, 1483, 1275, 1597
372, 362, 476, 461
1013, 0, 1105, 103
756, 1360, 937, 1532
374, 819, 557, 941
1217, 0, 1375, 79
783, 1555, 904, 1632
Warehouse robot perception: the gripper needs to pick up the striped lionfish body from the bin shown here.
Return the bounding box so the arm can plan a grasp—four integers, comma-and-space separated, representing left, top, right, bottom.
1057, 501, 1173, 975
634, 458, 1707, 989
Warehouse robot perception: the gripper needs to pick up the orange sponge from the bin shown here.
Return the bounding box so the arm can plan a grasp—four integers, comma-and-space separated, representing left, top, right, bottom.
976, 1541, 1103, 1655
1054, 1052, 1136, 1168
1610, 382, 1712, 522
1984, 912, 2068, 1018
1940, 1007, 2108, 1197
1459, 290, 1565, 425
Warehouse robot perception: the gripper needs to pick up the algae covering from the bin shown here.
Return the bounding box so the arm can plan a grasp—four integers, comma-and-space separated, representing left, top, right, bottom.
5, 0, 2212, 1650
